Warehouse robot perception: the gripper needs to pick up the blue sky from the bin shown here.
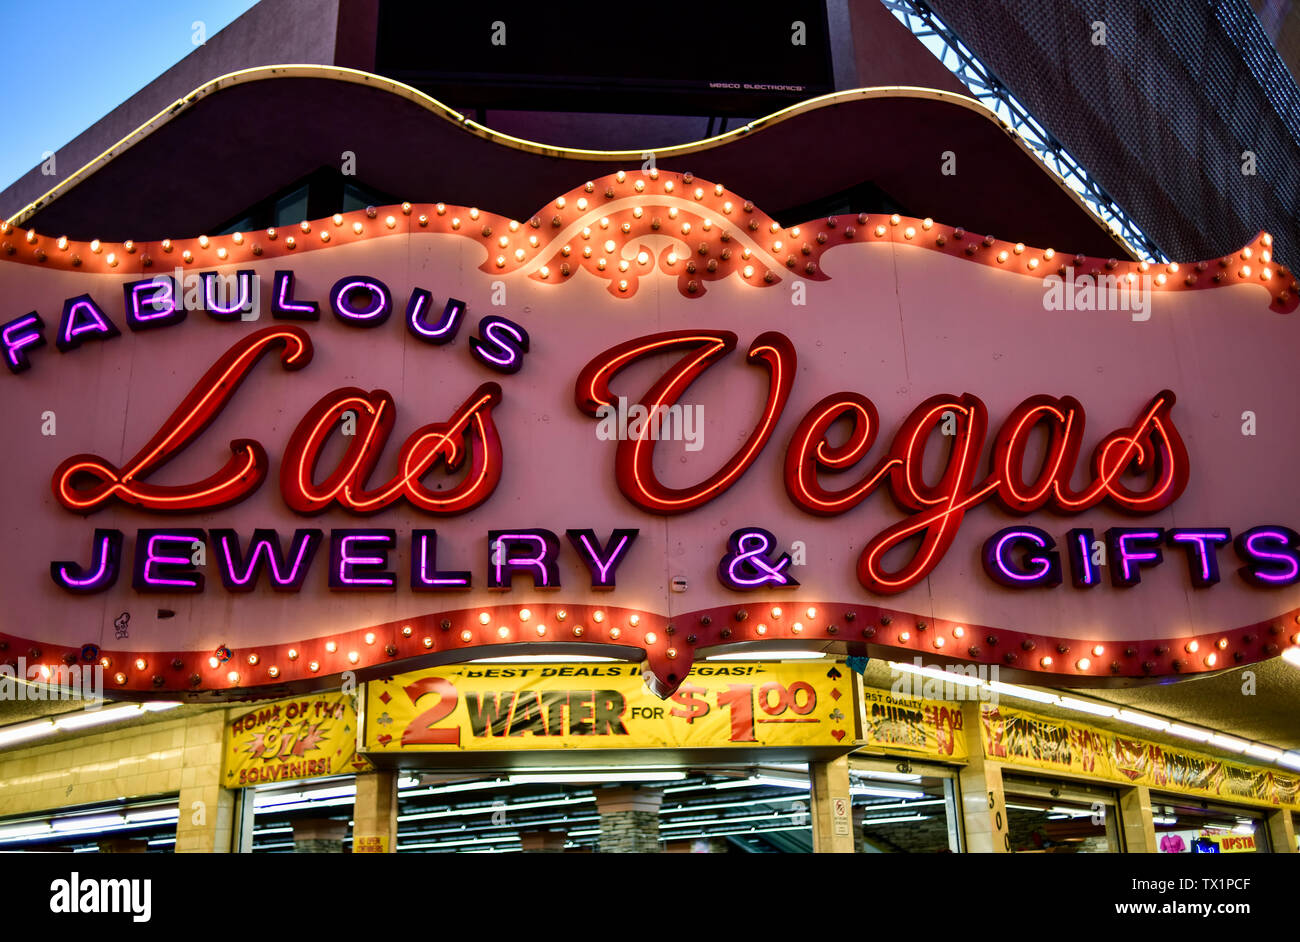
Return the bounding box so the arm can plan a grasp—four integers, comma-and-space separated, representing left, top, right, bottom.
0, 0, 259, 192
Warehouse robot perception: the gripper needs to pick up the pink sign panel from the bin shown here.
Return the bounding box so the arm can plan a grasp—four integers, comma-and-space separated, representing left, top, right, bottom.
1, 172, 1297, 699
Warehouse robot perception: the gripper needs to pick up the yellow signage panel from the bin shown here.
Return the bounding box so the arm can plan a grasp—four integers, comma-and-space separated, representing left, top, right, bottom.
223, 691, 371, 788
364, 661, 857, 753
859, 688, 969, 760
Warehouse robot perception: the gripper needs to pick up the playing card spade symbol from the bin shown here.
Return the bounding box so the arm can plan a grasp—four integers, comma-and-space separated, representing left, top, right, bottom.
826, 666, 842, 680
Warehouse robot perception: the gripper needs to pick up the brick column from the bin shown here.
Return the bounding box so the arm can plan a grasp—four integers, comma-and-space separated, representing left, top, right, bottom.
1117, 785, 1157, 852
1265, 808, 1297, 853
520, 829, 568, 853
353, 770, 398, 853
594, 787, 662, 853
958, 701, 1009, 853
809, 755, 854, 853
175, 708, 237, 853
293, 818, 347, 853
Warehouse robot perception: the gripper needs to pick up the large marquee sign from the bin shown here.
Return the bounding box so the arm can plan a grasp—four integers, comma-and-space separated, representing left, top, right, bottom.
2, 171, 1298, 699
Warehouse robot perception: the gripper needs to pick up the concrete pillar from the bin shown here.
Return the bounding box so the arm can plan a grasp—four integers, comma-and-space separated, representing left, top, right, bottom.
958, 701, 1009, 853
851, 804, 865, 853
594, 787, 662, 853
175, 709, 237, 853
352, 770, 399, 853
520, 829, 568, 853
1117, 785, 1158, 853
809, 755, 854, 853
293, 818, 347, 853
1265, 808, 1297, 853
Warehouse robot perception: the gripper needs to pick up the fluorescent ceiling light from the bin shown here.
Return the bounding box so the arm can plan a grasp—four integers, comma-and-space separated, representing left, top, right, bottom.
470, 655, 620, 664
52, 705, 142, 730
508, 771, 686, 784
1208, 733, 1249, 753
862, 814, 927, 825
850, 785, 927, 800
1057, 696, 1118, 718
888, 661, 984, 687
1116, 710, 1170, 732
713, 775, 808, 791
0, 822, 54, 840
1167, 723, 1213, 742
0, 721, 54, 747
1243, 743, 1282, 761
52, 813, 125, 832
857, 770, 922, 783
1282, 648, 1300, 667
124, 807, 178, 823
1278, 752, 1300, 770
704, 651, 825, 661
987, 682, 1058, 704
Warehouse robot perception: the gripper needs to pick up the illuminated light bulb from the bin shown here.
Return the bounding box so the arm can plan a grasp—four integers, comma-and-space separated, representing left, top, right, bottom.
1241, 246, 1253, 259
632, 207, 643, 218
1044, 248, 1055, 260
364, 632, 375, 645
555, 198, 566, 209
90, 239, 101, 253
904, 226, 916, 239
1092, 644, 1104, 657
436, 203, 446, 215
629, 614, 641, 627
1205, 653, 1218, 667
572, 625, 584, 637
1126, 271, 1135, 283
618, 279, 628, 291
460, 630, 473, 643
666, 648, 678, 659
743, 265, 755, 277
723, 201, 733, 213
603, 240, 616, 253
227, 670, 240, 684
332, 214, 343, 226
423, 636, 434, 649
806, 607, 817, 619
508, 219, 519, 231
474, 612, 490, 625
385, 215, 396, 229
791, 622, 803, 633
1261, 250, 1271, 263
1185, 640, 1199, 653
298, 221, 311, 234
702, 219, 712, 231
1076, 658, 1091, 670
100, 657, 110, 669
616, 170, 627, 183
636, 251, 649, 265
115, 672, 127, 685
208, 656, 219, 669
268, 666, 279, 678
680, 223, 691, 235
1169, 262, 1180, 272
898, 631, 910, 642
182, 250, 194, 262
283, 239, 294, 250
556, 610, 567, 621
497, 626, 510, 639
597, 257, 606, 269
401, 625, 413, 637
470, 208, 481, 219
217, 247, 228, 258
742, 247, 752, 259
106, 253, 117, 267
669, 208, 679, 219
540, 266, 550, 279
287, 648, 298, 660
664, 181, 674, 193
1240, 266, 1251, 278
1139, 261, 1150, 272
933, 637, 945, 649
134, 658, 147, 670
348, 651, 359, 664
592, 611, 605, 623
1217, 637, 1228, 649
874, 225, 886, 237
24, 230, 37, 244
1261, 268, 1272, 280
1155, 273, 1166, 285
451, 218, 461, 229
247, 653, 259, 665
498, 236, 509, 248
756, 623, 767, 635
1014, 243, 1025, 254
771, 607, 782, 619
772, 240, 782, 251
889, 214, 901, 226
634, 180, 645, 191
325, 641, 337, 653
1028, 258, 1040, 269
262, 231, 273, 241
609, 627, 621, 640
694, 188, 704, 200
529, 235, 539, 247
997, 251, 1008, 263
308, 661, 319, 672
519, 608, 531, 621
583, 247, 593, 259
57, 236, 67, 250
515, 249, 525, 262
577, 198, 588, 211
644, 632, 657, 644
1040, 656, 1053, 667
496, 256, 506, 267
535, 624, 547, 637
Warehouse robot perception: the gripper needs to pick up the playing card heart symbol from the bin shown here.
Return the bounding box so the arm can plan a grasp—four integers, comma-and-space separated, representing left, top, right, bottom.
831, 729, 846, 741
826, 666, 842, 679
377, 733, 392, 745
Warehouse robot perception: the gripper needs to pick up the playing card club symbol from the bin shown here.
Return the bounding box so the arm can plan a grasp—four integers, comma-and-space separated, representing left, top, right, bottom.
376, 712, 393, 726
829, 708, 845, 722
826, 666, 842, 680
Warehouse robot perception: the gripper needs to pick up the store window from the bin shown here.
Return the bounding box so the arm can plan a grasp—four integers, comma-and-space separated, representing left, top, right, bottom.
1151, 796, 1270, 854
1002, 773, 1121, 853
851, 758, 962, 853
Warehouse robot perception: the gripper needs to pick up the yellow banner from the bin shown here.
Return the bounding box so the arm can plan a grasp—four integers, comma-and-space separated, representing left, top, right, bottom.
223, 692, 371, 788
860, 688, 969, 760
364, 661, 857, 752
981, 705, 1300, 812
